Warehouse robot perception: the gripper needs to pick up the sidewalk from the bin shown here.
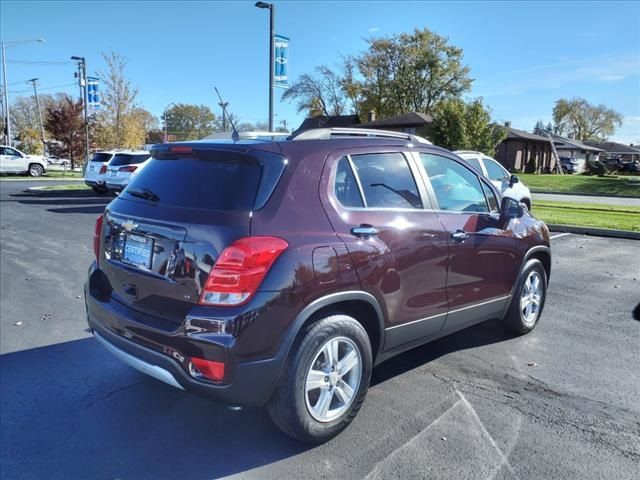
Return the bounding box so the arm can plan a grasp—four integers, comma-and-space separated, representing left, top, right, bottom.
532, 192, 640, 207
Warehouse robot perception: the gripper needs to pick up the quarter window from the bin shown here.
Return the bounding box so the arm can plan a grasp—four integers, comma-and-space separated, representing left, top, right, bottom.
462, 156, 483, 173
483, 157, 509, 181
350, 153, 422, 209
420, 153, 489, 213
481, 181, 499, 212
334, 157, 364, 208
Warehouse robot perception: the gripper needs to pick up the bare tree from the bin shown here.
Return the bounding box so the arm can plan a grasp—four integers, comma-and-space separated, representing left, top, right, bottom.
552, 97, 622, 140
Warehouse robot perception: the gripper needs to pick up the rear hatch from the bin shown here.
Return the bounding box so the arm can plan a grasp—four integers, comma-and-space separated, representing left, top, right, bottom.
85, 152, 113, 181
100, 145, 286, 326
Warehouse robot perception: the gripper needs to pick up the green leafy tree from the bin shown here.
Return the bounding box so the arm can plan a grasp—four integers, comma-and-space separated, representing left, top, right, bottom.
431, 98, 507, 156
44, 95, 84, 168
533, 120, 548, 136
164, 104, 215, 140
552, 97, 622, 140
357, 28, 472, 118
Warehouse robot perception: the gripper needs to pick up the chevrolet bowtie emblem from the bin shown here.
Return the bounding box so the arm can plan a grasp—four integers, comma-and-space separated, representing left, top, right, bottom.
122, 220, 138, 232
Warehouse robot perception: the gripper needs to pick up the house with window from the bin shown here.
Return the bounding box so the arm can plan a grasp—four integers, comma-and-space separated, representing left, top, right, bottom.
494, 127, 557, 173
582, 141, 640, 162
551, 135, 604, 172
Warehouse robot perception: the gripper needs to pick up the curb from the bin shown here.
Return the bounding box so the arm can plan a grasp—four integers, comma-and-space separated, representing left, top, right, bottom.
531, 190, 639, 199
548, 224, 640, 240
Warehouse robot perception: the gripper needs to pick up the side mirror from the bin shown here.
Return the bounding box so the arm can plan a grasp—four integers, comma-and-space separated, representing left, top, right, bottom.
500, 196, 524, 221
509, 174, 519, 187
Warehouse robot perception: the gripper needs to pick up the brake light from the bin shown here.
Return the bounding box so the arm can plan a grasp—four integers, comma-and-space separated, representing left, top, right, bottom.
118, 166, 138, 173
99, 165, 107, 174
199, 236, 288, 306
189, 358, 225, 382
170, 145, 192, 154
93, 214, 104, 264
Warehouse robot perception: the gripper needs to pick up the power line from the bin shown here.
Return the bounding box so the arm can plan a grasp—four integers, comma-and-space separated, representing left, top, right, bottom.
8, 60, 74, 65
8, 83, 76, 94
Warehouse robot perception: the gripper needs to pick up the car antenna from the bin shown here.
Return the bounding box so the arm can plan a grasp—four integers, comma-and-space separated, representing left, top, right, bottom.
214, 86, 239, 142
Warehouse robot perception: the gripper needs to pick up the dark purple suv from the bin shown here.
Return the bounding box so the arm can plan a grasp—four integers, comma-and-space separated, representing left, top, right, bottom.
85, 128, 550, 442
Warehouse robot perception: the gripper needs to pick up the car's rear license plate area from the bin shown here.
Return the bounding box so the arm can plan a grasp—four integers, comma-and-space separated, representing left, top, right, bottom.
122, 234, 153, 269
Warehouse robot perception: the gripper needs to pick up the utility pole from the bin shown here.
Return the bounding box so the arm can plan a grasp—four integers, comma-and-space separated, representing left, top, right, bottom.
255, 2, 275, 132
27, 78, 47, 155
1, 39, 45, 146
164, 102, 176, 143
218, 99, 229, 131
71, 56, 90, 166
280, 119, 288, 132
1, 42, 9, 145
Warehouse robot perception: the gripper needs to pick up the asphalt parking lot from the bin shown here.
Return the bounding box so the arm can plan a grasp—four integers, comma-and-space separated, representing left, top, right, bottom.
1, 180, 639, 480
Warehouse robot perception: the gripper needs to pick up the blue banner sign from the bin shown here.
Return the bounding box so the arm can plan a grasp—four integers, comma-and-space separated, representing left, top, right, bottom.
87, 77, 100, 108
274, 34, 289, 89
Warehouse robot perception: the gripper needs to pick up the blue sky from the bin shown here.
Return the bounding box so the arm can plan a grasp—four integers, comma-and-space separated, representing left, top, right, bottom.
2, 0, 639, 142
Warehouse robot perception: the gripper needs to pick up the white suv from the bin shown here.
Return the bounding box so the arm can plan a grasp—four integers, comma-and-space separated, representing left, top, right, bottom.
454, 150, 532, 209
104, 150, 151, 193
85, 150, 116, 193
0, 145, 48, 176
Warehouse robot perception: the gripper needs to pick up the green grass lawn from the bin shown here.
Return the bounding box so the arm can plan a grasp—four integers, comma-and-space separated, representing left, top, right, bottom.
519, 173, 640, 197
31, 184, 90, 191
533, 200, 640, 232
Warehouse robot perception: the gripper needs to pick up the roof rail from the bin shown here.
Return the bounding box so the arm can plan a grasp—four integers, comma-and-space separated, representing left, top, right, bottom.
453, 150, 485, 155
290, 127, 432, 145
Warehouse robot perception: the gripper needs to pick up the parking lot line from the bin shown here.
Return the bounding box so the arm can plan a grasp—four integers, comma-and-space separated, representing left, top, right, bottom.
550, 233, 571, 240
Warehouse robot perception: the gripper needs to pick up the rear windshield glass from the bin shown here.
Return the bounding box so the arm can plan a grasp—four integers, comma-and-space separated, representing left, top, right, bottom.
123, 150, 286, 211
110, 154, 150, 166
91, 153, 113, 163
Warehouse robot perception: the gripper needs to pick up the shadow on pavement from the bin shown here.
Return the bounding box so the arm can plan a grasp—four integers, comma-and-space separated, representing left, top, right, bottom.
5, 190, 111, 214
0, 319, 514, 479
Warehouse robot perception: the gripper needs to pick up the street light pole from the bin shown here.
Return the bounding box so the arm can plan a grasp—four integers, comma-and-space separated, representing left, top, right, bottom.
27, 78, 47, 154
71, 56, 90, 166
1, 38, 45, 146
255, 2, 275, 132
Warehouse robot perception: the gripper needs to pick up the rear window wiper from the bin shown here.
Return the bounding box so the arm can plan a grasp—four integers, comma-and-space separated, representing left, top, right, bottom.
127, 187, 160, 202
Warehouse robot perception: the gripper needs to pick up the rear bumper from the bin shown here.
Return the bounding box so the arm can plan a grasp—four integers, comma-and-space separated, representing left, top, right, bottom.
85, 263, 300, 406
89, 321, 282, 406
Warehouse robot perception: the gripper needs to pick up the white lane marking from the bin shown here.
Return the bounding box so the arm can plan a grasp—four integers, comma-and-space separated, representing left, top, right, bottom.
550, 233, 571, 240
456, 390, 520, 480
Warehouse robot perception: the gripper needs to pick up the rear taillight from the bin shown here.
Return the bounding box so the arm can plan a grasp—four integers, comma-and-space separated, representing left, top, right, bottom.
99, 165, 107, 174
119, 166, 138, 173
93, 214, 104, 264
199, 236, 288, 306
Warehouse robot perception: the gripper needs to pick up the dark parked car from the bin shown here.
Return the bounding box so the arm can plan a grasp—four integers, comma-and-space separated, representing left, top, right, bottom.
86, 128, 551, 443
559, 156, 579, 174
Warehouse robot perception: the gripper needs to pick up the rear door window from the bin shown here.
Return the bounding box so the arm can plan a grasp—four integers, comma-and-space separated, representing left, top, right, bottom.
123, 150, 285, 211
349, 153, 422, 209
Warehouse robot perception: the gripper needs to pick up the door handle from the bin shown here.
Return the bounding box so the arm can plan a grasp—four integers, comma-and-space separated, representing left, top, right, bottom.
451, 230, 469, 242
351, 224, 378, 238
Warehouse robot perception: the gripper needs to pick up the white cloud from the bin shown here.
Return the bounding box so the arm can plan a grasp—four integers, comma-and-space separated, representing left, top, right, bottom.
599, 75, 625, 81
474, 53, 639, 97
368, 27, 380, 32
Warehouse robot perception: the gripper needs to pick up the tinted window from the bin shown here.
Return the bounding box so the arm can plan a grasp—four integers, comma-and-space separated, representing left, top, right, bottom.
124, 151, 285, 211
335, 157, 364, 208
463, 156, 483, 172
110, 154, 151, 166
2, 147, 20, 156
91, 153, 113, 163
420, 154, 489, 213
481, 180, 499, 212
350, 153, 422, 209
483, 157, 509, 181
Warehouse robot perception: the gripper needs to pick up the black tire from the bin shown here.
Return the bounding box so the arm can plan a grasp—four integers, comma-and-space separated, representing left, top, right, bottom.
267, 314, 373, 443
502, 259, 547, 335
29, 163, 44, 177
92, 185, 107, 194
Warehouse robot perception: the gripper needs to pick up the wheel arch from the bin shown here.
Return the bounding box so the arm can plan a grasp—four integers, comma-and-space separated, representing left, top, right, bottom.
523, 245, 551, 282
279, 291, 386, 367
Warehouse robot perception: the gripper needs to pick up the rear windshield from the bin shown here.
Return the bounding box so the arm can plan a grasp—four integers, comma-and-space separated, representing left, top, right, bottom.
91, 153, 113, 163
110, 154, 151, 166
123, 150, 286, 211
